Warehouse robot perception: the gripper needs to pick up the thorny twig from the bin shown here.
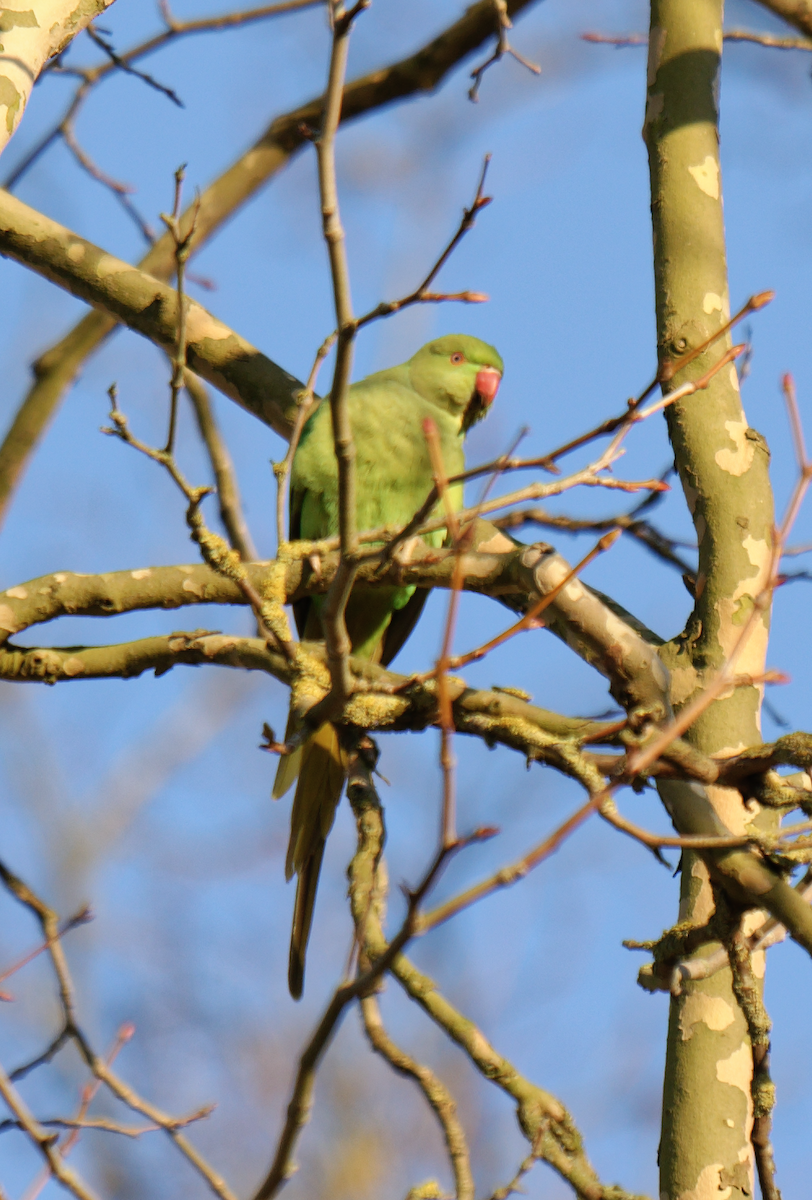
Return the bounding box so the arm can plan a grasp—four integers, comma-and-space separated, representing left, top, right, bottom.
469, 0, 540, 101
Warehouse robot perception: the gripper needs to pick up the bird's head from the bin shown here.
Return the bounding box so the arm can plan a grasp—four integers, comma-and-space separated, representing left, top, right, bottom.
408, 334, 503, 433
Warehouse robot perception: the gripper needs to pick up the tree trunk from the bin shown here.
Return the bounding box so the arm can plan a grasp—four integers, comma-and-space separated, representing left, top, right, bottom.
645, 1, 775, 1196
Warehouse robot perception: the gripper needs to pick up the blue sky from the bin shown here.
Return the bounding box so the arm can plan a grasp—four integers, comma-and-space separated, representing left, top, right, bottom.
1, 1, 811, 1196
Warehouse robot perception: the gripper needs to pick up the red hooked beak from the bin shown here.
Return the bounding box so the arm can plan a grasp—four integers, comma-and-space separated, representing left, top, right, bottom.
475, 367, 502, 406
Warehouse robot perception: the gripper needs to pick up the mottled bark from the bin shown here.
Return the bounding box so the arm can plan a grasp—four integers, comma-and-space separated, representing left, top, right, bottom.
0, 0, 115, 158
0, 189, 305, 435
645, 2, 776, 1196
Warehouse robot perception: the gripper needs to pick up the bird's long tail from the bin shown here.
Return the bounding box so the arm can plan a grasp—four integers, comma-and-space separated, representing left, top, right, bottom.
274, 722, 345, 1000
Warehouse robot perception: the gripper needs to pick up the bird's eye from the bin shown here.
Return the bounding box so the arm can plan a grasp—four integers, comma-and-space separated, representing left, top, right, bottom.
450, 352, 465, 365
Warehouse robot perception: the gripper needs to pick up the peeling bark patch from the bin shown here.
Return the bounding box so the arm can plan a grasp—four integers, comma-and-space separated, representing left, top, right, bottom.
67, 241, 85, 262
715, 530, 770, 670
0, 9, 38, 30
714, 418, 755, 477
643, 91, 664, 131
5, 586, 26, 599
678, 1161, 732, 1200
186, 307, 232, 344
728, 366, 740, 393
95, 253, 130, 278
688, 155, 720, 200
0, 604, 18, 633
681, 858, 715, 925
703, 292, 723, 315
131, 568, 152, 579
182, 577, 205, 598
742, 535, 768, 571
646, 26, 666, 86
0, 75, 23, 134
62, 656, 85, 677
716, 1042, 754, 1121
669, 665, 700, 707
679, 993, 735, 1041
53, 572, 67, 582
705, 784, 749, 836
476, 531, 515, 555
196, 634, 238, 657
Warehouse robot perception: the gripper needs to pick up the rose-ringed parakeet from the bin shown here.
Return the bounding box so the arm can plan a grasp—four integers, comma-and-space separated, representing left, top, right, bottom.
273, 333, 503, 999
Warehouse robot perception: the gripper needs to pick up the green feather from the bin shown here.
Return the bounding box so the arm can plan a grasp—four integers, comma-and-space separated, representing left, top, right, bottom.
275, 333, 502, 998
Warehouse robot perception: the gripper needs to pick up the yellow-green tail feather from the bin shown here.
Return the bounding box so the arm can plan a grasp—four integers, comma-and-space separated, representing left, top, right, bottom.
282, 723, 345, 999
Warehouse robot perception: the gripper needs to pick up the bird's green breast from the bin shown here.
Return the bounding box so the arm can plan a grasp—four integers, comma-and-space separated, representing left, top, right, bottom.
292, 371, 465, 541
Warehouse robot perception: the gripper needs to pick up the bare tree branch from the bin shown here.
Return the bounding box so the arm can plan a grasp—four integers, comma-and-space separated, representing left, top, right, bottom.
0, 0, 543, 527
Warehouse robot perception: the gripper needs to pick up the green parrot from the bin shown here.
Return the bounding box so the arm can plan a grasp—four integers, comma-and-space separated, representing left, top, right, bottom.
273, 333, 503, 999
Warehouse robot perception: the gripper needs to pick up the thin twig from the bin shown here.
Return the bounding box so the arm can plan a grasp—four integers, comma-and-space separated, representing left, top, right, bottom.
469, 0, 540, 101
251, 829, 487, 1200
85, 23, 185, 105
0, 861, 236, 1200
0, 905, 91, 996
353, 156, 492, 329
424, 418, 464, 848
301, 0, 369, 727
360, 996, 474, 1200
21, 1024, 135, 1200
583, 28, 812, 51
184, 370, 258, 561
407, 528, 622, 687
0, 1061, 99, 1200
274, 332, 335, 548
1, 1110, 211, 1138
162, 167, 198, 454
103, 387, 294, 659
63, 125, 156, 243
